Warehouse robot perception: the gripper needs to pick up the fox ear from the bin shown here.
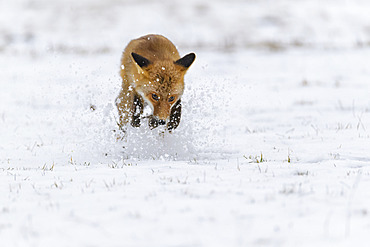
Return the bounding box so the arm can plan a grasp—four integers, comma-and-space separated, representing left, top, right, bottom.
174, 53, 196, 69
132, 52, 151, 68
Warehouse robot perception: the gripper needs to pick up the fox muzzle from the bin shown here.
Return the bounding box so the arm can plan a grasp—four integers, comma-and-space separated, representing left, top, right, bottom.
148, 116, 167, 129
158, 119, 166, 125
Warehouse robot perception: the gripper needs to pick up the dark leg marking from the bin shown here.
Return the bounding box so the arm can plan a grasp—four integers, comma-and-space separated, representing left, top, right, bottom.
167, 99, 182, 131
131, 94, 143, 127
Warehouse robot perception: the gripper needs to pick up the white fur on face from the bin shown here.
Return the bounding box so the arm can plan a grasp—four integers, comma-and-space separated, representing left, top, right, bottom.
137, 91, 154, 117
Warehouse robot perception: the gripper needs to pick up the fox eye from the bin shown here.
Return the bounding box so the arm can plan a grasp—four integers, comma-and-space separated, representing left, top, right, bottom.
151, 93, 159, 101
168, 96, 175, 103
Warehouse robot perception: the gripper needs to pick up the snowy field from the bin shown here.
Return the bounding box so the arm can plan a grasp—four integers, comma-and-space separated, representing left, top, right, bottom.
1, 0, 370, 246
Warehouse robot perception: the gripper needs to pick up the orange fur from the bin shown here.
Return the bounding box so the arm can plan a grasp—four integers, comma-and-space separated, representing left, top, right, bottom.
116, 34, 195, 132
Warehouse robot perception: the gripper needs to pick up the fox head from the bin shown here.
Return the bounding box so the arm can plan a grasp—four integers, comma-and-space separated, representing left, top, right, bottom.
131, 52, 195, 125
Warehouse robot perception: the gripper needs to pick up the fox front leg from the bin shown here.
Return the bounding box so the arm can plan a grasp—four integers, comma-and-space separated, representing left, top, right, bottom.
130, 94, 143, 127
167, 99, 182, 131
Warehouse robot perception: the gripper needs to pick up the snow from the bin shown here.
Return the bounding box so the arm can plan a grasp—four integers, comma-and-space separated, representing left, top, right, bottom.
1, 0, 370, 246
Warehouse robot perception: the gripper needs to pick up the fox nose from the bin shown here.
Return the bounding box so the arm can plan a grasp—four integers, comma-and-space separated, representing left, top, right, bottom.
158, 119, 166, 125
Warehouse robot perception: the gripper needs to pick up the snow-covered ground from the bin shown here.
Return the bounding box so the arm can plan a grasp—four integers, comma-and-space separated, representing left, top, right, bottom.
1, 0, 370, 246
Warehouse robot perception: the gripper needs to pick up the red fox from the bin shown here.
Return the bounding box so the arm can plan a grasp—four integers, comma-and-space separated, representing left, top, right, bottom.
116, 34, 195, 132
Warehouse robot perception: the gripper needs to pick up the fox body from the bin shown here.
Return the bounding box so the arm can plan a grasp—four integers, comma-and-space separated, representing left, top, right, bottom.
116, 34, 195, 132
